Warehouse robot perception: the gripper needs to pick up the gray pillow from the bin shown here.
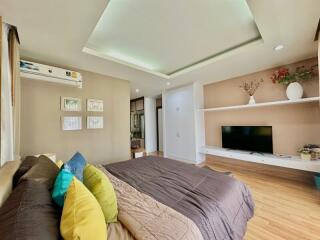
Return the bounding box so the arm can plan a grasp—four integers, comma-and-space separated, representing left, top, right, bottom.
0, 180, 61, 240
19, 155, 59, 190
12, 156, 39, 188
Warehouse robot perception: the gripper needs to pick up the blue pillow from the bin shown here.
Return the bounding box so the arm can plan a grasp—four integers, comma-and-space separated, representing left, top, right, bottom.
64, 152, 87, 181
51, 169, 74, 207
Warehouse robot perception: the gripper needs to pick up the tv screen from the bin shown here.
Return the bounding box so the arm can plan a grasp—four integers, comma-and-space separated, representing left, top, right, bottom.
222, 126, 273, 154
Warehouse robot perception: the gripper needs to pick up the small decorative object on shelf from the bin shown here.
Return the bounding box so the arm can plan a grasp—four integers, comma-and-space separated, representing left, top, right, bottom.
270, 65, 317, 100
298, 144, 320, 161
239, 79, 264, 105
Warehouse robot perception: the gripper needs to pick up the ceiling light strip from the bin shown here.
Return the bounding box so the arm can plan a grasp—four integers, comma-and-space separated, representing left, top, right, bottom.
82, 47, 170, 79
83, 37, 263, 80
168, 36, 263, 77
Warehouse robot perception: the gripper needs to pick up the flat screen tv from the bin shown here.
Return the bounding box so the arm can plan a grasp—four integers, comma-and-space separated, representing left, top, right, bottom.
222, 126, 273, 154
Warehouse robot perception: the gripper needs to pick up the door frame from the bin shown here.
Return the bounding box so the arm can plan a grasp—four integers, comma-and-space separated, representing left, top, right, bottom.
156, 106, 162, 151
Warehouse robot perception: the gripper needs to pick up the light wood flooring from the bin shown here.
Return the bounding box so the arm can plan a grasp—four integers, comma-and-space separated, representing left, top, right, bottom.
205, 157, 320, 240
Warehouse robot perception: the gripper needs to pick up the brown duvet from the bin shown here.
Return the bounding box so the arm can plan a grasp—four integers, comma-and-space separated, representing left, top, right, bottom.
100, 167, 204, 240
103, 156, 254, 240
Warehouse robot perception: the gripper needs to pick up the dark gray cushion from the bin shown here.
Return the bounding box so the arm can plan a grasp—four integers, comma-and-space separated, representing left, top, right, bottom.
0, 180, 61, 240
12, 156, 39, 188
19, 155, 59, 190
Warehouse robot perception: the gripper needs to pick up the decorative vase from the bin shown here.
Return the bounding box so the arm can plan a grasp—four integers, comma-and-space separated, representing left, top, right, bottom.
248, 95, 255, 105
286, 82, 303, 100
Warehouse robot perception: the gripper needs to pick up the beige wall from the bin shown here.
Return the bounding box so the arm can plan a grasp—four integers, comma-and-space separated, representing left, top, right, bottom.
21, 70, 131, 164
204, 57, 320, 155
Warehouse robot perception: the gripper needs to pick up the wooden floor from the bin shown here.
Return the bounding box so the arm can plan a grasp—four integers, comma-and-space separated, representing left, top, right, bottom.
205, 159, 320, 240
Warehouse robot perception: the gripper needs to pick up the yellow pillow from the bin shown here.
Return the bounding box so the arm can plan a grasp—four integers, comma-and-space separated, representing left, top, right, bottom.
56, 160, 64, 168
83, 164, 118, 223
60, 177, 107, 240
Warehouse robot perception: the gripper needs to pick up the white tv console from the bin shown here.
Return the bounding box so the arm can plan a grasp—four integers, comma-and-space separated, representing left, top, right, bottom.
200, 146, 320, 173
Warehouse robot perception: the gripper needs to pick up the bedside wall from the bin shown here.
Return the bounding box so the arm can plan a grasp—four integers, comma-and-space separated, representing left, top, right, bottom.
204, 57, 320, 155
20, 69, 131, 164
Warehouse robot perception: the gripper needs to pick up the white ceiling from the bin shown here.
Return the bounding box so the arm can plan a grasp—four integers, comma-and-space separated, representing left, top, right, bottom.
0, 0, 319, 99
85, 0, 261, 77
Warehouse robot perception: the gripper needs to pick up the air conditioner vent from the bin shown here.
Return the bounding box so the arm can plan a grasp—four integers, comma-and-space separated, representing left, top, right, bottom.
20, 60, 82, 88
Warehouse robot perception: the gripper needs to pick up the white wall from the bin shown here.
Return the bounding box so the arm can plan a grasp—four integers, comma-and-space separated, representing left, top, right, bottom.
144, 97, 157, 153
163, 83, 204, 163
193, 82, 205, 163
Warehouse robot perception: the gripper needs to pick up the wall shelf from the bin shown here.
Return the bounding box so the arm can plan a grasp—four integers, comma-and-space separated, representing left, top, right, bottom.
199, 96, 320, 112
199, 146, 320, 173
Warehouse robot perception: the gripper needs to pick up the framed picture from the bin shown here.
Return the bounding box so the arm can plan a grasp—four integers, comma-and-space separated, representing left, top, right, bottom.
87, 116, 103, 129
87, 99, 103, 112
61, 97, 81, 111
62, 116, 82, 131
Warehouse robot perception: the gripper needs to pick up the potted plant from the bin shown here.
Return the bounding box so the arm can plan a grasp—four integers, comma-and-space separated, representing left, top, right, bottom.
239, 79, 264, 104
270, 65, 317, 100
298, 144, 320, 161
298, 148, 312, 160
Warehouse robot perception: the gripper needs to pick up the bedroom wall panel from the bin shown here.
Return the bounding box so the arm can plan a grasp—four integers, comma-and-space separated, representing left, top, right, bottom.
20, 67, 130, 164
203, 57, 319, 156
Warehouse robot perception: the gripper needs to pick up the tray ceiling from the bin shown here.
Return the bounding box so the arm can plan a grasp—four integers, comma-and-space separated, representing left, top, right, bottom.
2, 0, 318, 98
84, 0, 262, 78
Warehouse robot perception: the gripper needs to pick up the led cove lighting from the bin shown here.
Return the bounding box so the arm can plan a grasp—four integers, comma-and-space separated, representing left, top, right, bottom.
84, 0, 263, 79
274, 44, 284, 51
107, 50, 156, 71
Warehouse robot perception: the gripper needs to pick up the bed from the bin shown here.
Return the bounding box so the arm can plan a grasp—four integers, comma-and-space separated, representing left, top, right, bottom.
101, 156, 254, 240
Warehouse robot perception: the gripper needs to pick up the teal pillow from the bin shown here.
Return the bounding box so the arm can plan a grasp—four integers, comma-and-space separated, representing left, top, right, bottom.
52, 169, 74, 207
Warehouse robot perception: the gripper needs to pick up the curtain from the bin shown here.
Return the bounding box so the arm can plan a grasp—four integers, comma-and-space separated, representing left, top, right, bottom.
1, 22, 20, 166
9, 27, 21, 161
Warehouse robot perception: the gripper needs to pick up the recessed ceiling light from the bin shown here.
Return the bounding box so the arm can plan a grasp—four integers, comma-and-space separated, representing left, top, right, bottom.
274, 44, 284, 51
166, 82, 171, 86
135, 88, 140, 93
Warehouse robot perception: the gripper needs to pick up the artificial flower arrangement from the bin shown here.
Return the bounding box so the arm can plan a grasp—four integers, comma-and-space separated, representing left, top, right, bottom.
270, 65, 317, 100
239, 79, 264, 96
239, 79, 264, 104
270, 65, 317, 85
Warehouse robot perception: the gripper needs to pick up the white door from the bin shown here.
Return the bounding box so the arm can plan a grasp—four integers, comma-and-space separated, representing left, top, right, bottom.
158, 108, 163, 152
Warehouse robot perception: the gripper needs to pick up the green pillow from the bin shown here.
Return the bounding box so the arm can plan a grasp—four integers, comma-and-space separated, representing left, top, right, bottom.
83, 164, 118, 223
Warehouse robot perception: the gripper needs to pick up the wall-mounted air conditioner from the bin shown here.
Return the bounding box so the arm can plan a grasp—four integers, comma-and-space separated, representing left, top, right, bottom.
20, 60, 82, 88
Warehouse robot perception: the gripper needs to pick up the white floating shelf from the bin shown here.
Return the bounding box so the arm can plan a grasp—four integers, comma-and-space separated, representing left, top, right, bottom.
199, 97, 320, 112
199, 146, 320, 173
